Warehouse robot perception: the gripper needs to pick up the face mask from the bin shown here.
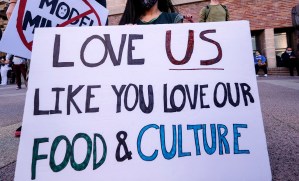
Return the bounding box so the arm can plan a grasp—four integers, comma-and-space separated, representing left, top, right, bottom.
140, 0, 158, 10
286, 51, 292, 54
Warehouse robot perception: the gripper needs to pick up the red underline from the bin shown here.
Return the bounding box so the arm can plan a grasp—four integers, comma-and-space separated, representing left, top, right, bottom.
169, 68, 225, 71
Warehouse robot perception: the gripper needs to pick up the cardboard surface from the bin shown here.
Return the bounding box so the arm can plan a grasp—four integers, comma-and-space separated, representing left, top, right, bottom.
15, 21, 271, 181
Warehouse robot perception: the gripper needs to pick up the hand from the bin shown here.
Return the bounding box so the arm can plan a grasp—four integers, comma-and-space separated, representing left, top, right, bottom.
183, 14, 193, 23
6, 2, 17, 20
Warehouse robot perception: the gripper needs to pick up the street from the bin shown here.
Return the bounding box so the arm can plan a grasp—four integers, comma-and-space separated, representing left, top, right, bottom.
0, 76, 298, 181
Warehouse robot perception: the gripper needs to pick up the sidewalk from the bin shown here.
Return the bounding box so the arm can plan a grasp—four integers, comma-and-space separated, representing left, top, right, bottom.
257, 76, 299, 181
0, 84, 25, 181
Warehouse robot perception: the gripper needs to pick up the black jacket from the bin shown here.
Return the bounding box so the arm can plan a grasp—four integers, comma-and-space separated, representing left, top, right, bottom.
281, 51, 296, 62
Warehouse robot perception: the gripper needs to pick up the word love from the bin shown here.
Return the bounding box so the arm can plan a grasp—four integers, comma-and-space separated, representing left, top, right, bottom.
164, 82, 254, 112
53, 29, 222, 68
113, 82, 254, 114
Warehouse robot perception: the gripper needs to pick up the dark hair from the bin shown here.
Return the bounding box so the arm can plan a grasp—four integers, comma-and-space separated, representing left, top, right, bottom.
119, 0, 178, 25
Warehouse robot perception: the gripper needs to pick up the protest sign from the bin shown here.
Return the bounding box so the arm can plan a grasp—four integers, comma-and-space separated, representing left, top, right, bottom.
0, 0, 108, 59
15, 21, 272, 180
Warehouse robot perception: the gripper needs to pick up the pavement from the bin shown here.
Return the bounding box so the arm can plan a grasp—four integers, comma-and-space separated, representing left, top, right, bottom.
0, 84, 25, 181
0, 76, 299, 181
257, 76, 299, 181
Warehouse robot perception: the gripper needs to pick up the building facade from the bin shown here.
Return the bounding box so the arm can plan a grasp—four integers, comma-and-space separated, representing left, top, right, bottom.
107, 0, 299, 70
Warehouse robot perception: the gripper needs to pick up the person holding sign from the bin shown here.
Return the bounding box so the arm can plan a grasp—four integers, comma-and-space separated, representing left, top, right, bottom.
119, 0, 184, 25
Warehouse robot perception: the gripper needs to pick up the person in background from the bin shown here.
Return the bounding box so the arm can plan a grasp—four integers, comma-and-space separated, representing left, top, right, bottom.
6, 54, 27, 89
281, 47, 299, 76
254, 50, 268, 77
199, 0, 229, 22
0, 55, 11, 85
119, 0, 192, 25
6, 0, 22, 137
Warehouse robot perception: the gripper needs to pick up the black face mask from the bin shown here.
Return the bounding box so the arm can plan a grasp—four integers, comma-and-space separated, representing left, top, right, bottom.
140, 0, 158, 10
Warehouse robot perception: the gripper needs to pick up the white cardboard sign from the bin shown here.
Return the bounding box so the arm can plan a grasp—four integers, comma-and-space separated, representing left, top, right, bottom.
0, 0, 108, 59
15, 21, 272, 181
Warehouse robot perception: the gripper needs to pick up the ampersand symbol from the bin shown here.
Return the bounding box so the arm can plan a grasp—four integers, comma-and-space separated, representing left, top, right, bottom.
115, 131, 132, 162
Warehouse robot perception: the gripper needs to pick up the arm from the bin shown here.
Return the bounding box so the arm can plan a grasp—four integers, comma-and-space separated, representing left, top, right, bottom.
183, 14, 193, 23
290, 52, 296, 59
199, 7, 206, 22
0, 57, 4, 64
174, 14, 184, 23
6, 0, 18, 20
261, 56, 267, 64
